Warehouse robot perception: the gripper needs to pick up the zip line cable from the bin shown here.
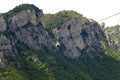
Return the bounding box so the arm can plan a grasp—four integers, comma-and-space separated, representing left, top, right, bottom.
98, 12, 120, 22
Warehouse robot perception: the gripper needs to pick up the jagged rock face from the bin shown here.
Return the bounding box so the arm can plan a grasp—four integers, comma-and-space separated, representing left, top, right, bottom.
105, 33, 118, 49
0, 4, 116, 62
105, 27, 120, 49
0, 8, 54, 68
6, 9, 53, 50
9, 10, 43, 28
54, 17, 105, 58
0, 34, 11, 68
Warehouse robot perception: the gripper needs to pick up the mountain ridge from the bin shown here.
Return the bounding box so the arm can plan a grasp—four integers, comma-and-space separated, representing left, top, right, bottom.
0, 4, 120, 80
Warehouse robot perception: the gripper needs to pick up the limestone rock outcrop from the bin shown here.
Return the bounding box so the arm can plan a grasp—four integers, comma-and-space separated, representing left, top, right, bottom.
105, 26, 120, 49
54, 17, 106, 58
0, 4, 118, 62
8, 9, 52, 50
0, 4, 54, 68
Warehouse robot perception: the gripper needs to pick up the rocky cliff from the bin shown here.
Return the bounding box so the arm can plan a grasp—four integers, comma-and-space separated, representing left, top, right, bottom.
105, 25, 120, 49
53, 17, 106, 58
0, 4, 118, 68
0, 4, 54, 68
1, 4, 120, 80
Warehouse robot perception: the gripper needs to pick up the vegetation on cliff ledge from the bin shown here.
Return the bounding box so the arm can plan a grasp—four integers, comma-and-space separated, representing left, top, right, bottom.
105, 25, 120, 48
44, 10, 89, 31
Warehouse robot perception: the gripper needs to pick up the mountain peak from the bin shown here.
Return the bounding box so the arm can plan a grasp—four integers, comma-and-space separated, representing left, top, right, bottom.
0, 4, 42, 20
1, 4, 120, 80
10, 4, 41, 13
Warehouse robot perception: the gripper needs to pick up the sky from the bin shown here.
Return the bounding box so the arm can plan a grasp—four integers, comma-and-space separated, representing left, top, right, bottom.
0, 0, 120, 27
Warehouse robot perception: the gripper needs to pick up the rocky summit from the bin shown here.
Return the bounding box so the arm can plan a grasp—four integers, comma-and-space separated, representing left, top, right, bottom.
0, 4, 120, 80
0, 4, 55, 68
